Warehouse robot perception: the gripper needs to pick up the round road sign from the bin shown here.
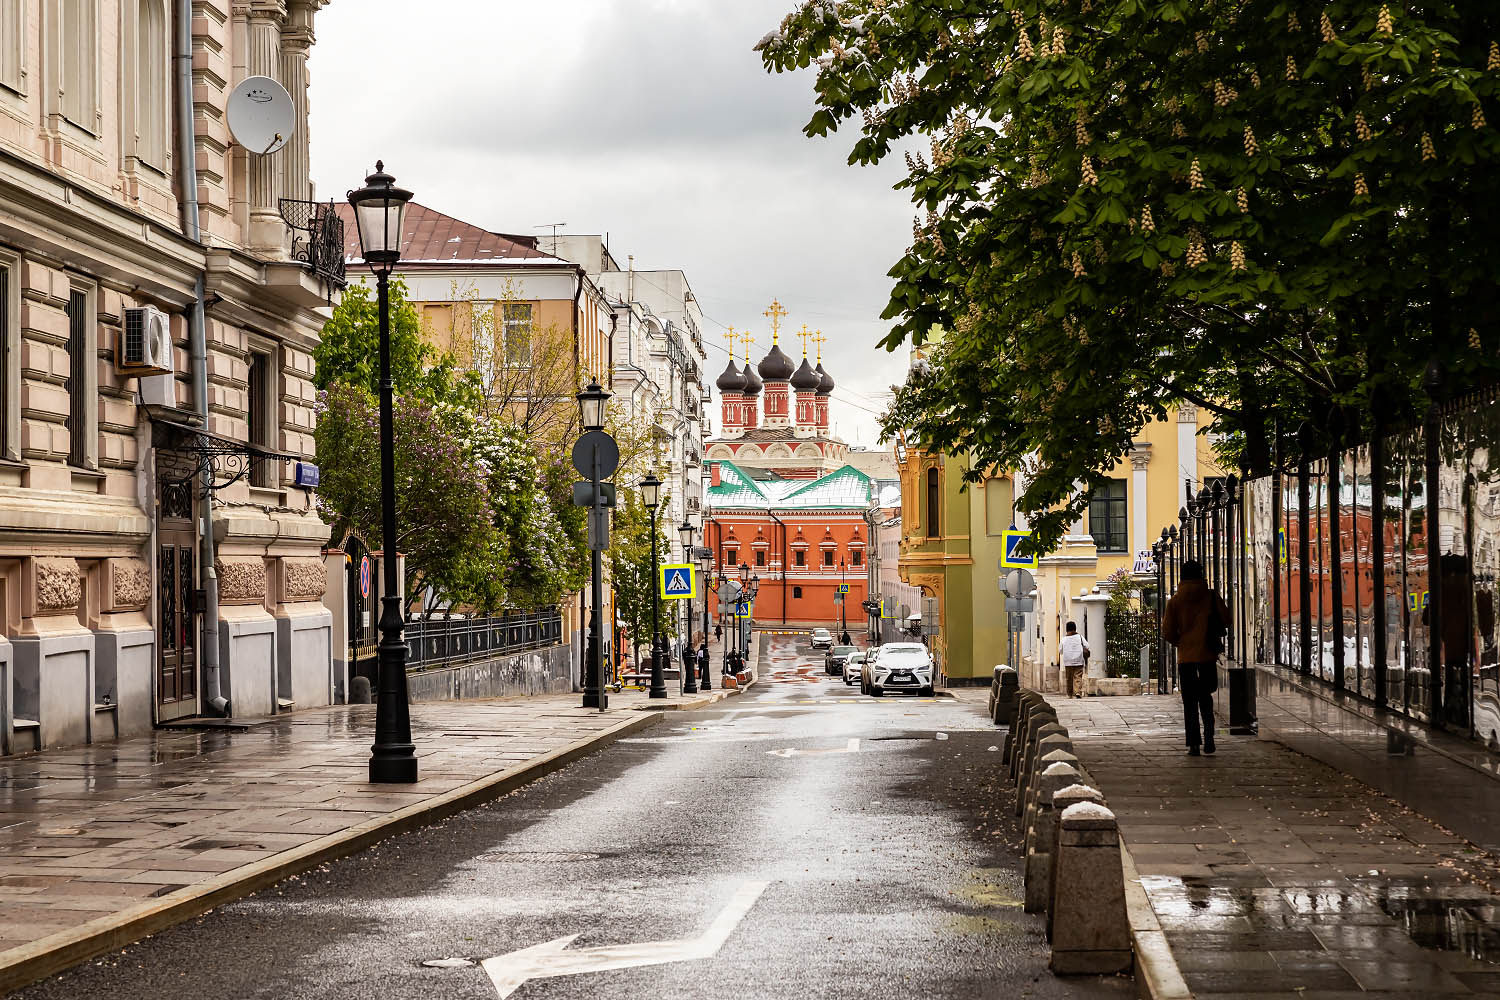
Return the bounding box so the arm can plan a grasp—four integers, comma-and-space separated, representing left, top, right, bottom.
571, 430, 620, 479
1005, 568, 1035, 597
358, 555, 371, 600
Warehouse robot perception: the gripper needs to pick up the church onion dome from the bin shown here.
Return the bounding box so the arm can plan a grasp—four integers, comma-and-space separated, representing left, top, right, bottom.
790, 357, 822, 391
757, 343, 795, 381
716, 359, 746, 392
815, 362, 834, 396
741, 361, 763, 396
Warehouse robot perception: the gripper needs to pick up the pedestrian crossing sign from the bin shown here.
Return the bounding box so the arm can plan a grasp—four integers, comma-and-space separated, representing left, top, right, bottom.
734, 601, 753, 618
837, 584, 850, 594
659, 564, 697, 600
1000, 529, 1038, 570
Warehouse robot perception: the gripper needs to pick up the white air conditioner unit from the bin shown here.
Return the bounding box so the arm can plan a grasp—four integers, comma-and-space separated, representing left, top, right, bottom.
117, 305, 173, 375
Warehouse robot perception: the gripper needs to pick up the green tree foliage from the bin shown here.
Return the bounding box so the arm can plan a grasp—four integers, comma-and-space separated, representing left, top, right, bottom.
607, 489, 677, 670
760, 2, 1500, 550
314, 277, 480, 409
316, 382, 503, 611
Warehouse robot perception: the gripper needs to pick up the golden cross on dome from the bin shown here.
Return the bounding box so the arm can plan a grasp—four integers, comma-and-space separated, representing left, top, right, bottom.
763, 299, 788, 344
813, 330, 827, 365
797, 324, 812, 357
722, 326, 737, 359
739, 329, 756, 364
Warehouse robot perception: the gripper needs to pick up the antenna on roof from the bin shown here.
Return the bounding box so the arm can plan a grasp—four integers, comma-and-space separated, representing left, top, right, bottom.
535, 222, 566, 255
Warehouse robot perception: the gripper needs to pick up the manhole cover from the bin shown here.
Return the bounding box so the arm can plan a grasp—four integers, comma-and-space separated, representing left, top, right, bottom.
474, 851, 600, 863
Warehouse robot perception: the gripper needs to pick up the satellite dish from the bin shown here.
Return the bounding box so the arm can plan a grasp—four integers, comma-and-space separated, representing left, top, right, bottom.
226, 75, 294, 155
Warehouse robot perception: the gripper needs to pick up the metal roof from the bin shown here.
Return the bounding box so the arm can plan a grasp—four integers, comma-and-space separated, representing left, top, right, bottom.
707, 460, 872, 511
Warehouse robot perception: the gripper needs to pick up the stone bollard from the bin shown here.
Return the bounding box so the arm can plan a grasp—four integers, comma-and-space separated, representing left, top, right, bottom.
987, 665, 1003, 717
992, 667, 1020, 727
1017, 723, 1067, 815
1023, 761, 1080, 912
1005, 692, 1044, 769
1049, 800, 1131, 975
1047, 784, 1107, 938
1010, 702, 1056, 784
1024, 749, 1079, 851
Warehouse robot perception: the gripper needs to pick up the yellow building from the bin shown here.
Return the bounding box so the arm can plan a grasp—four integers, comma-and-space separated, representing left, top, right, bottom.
896, 404, 1224, 691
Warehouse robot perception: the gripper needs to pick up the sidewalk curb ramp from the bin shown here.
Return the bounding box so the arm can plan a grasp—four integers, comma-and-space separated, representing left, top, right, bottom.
0, 710, 665, 995
1120, 842, 1192, 1000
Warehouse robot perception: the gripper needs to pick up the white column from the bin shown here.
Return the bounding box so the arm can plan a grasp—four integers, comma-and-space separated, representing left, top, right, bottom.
246, 1, 288, 255
1176, 404, 1199, 507
1130, 446, 1151, 557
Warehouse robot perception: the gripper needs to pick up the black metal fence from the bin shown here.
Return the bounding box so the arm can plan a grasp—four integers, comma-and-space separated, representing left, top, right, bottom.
1148, 383, 1500, 748
404, 608, 563, 671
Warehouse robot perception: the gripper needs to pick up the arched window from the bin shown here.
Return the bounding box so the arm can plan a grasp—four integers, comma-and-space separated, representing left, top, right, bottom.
136, 0, 167, 168
926, 468, 940, 538
60, 0, 98, 131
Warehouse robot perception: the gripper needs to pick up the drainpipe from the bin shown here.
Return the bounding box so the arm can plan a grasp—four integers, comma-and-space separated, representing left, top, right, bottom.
175, 0, 226, 714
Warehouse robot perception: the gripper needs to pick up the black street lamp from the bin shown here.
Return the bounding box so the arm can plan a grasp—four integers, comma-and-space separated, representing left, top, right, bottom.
348, 162, 416, 785
640, 472, 667, 699
678, 517, 698, 695
839, 556, 848, 636
576, 380, 612, 710
698, 546, 713, 690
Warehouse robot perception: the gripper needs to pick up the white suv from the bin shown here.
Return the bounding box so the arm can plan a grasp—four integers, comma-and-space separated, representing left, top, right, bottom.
865, 642, 934, 697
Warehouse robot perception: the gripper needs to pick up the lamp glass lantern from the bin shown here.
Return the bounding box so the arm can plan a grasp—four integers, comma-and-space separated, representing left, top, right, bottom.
577, 381, 611, 432
640, 472, 662, 510
347, 161, 412, 270
678, 519, 696, 549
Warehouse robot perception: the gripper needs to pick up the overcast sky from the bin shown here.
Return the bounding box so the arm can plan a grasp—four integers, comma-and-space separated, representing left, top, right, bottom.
307, 0, 911, 447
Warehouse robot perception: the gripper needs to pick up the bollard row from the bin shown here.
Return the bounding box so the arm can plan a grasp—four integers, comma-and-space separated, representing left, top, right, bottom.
999, 689, 1132, 977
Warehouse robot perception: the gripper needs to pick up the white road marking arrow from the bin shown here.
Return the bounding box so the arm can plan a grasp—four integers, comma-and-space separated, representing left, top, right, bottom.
480, 880, 770, 998
766, 738, 861, 758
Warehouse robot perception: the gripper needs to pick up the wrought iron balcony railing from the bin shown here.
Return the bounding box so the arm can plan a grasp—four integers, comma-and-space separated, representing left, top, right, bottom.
279, 198, 348, 294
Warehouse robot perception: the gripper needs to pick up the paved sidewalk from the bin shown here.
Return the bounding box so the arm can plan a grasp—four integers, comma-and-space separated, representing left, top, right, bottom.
0, 690, 685, 990
1055, 696, 1500, 999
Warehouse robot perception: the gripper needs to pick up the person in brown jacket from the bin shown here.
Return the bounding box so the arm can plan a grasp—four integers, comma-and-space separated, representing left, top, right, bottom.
1162, 560, 1230, 756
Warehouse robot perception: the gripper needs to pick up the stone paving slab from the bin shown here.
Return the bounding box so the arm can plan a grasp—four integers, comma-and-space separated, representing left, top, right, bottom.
0, 691, 679, 992
1053, 695, 1500, 1000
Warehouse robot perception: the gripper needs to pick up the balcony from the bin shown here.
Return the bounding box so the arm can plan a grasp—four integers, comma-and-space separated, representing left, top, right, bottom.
279, 198, 348, 298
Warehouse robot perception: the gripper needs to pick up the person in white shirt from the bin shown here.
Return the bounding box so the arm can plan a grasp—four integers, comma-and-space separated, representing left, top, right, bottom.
1059, 621, 1089, 699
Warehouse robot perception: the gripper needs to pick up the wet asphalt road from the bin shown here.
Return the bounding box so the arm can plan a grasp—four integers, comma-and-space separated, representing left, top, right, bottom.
15, 636, 1133, 1000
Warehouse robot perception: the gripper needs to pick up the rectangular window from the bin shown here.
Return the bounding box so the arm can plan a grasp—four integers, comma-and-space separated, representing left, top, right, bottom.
792, 586, 802, 599
755, 550, 765, 567
135, 0, 167, 169
503, 302, 533, 365
247, 350, 277, 487
985, 477, 1014, 535
0, 260, 9, 458
822, 550, 833, 567
724, 549, 737, 566
0, 0, 23, 93
61, 0, 99, 131
794, 550, 805, 567
64, 286, 96, 468
851, 551, 862, 567
1088, 479, 1128, 553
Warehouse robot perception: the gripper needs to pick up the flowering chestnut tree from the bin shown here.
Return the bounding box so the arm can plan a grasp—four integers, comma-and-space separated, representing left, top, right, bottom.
760, 1, 1500, 549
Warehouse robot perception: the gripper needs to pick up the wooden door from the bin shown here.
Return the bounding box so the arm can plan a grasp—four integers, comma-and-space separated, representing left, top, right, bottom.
157, 479, 199, 721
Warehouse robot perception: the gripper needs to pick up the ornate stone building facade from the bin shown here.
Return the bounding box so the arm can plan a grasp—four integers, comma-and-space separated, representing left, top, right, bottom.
0, 0, 336, 754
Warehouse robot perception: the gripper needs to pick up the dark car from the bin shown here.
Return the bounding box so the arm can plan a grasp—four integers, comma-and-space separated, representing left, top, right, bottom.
825, 645, 857, 676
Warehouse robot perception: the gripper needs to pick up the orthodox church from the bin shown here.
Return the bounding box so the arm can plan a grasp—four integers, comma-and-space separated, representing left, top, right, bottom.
704, 302, 870, 628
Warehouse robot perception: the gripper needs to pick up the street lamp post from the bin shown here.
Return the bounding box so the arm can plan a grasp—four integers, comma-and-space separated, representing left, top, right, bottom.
678, 518, 698, 696
575, 381, 614, 711
839, 556, 848, 637
640, 472, 668, 699
348, 162, 417, 785
698, 547, 713, 690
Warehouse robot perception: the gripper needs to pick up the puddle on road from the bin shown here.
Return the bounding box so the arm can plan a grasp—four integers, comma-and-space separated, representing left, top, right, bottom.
474, 851, 602, 863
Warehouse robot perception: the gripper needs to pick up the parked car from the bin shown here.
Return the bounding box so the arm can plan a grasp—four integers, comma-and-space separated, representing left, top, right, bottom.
843, 650, 866, 686
810, 628, 833, 650
825, 645, 856, 676
865, 642, 934, 697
